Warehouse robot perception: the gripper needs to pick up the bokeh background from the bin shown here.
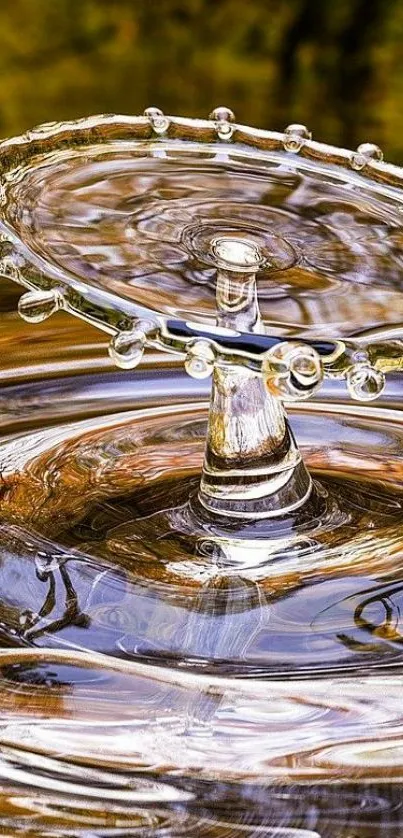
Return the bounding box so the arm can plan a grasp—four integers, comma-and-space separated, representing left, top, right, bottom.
1, 0, 403, 161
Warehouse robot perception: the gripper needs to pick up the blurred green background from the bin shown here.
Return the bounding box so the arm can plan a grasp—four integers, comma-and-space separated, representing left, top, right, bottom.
1, 0, 403, 161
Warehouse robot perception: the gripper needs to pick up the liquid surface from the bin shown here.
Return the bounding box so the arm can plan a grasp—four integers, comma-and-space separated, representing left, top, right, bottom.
2, 139, 403, 835
5, 145, 403, 336
0, 300, 402, 834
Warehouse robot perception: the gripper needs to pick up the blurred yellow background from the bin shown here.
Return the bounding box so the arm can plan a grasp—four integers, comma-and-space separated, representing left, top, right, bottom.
0, 0, 402, 161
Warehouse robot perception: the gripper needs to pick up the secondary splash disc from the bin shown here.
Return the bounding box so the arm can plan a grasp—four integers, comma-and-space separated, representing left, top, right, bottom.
1, 113, 403, 338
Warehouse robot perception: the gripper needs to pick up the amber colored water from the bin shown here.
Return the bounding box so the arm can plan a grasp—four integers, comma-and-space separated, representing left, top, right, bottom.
6, 146, 403, 337
2, 147, 403, 835
0, 280, 402, 835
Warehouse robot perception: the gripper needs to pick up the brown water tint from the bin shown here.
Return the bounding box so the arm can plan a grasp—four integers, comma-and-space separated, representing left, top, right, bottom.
0, 297, 402, 834
5, 144, 403, 337
2, 129, 403, 834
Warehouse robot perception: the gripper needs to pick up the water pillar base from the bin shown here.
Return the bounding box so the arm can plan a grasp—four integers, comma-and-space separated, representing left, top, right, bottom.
197, 236, 317, 521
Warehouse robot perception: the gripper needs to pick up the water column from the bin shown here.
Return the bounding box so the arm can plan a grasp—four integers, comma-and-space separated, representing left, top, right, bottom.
198, 236, 314, 519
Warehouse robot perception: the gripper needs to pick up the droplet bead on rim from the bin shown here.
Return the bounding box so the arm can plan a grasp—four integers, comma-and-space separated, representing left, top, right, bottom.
185, 339, 215, 379
18, 288, 62, 323
350, 143, 383, 171
346, 363, 385, 401
143, 107, 170, 135
283, 124, 312, 153
109, 325, 148, 370
209, 106, 235, 140
263, 341, 323, 401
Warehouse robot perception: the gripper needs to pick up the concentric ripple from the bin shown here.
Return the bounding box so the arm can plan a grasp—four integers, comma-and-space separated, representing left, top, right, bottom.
0, 390, 403, 680
6, 147, 403, 335
3, 137, 403, 835
1, 382, 403, 829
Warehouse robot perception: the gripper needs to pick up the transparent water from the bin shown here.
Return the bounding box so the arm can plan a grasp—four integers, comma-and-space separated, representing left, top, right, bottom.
1, 130, 403, 835
5, 143, 403, 336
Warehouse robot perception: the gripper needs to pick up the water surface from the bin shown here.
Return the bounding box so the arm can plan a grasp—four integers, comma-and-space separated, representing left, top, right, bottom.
1, 143, 403, 834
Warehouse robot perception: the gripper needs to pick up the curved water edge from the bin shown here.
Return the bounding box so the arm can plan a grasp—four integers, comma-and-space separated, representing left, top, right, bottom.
4, 130, 403, 340
0, 364, 403, 803
0, 646, 403, 834
0, 345, 402, 833
1, 120, 403, 833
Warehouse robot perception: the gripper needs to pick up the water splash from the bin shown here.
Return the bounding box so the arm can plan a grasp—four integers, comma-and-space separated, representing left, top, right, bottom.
5, 145, 403, 338
1, 116, 403, 835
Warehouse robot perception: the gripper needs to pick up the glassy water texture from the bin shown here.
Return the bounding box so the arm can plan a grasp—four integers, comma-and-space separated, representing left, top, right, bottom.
2, 136, 403, 835
0, 330, 403, 836
5, 144, 403, 336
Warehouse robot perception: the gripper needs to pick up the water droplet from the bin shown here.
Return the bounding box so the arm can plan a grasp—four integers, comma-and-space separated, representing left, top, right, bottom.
185, 339, 215, 379
263, 342, 322, 401
143, 107, 170, 135
209, 106, 235, 140
109, 326, 147, 369
347, 364, 385, 401
211, 235, 262, 271
18, 289, 61, 323
290, 346, 323, 389
283, 124, 312, 153
350, 143, 383, 171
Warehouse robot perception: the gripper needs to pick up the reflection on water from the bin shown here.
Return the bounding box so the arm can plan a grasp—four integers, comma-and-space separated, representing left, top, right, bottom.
0, 308, 402, 834
3, 137, 403, 833
6, 146, 403, 336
